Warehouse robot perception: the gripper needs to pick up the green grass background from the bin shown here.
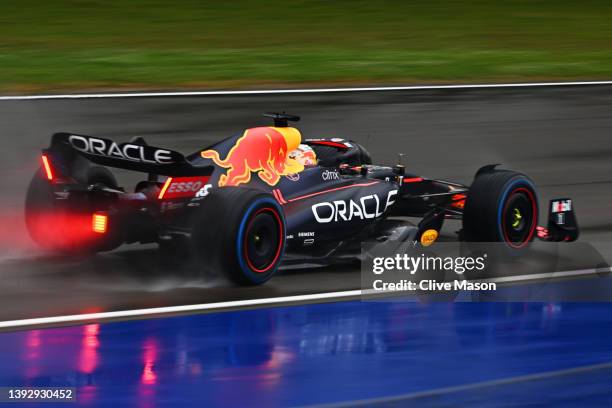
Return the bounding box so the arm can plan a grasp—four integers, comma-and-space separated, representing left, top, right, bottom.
2, 0, 612, 92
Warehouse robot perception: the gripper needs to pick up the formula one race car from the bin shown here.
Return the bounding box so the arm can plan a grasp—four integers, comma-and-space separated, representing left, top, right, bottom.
25, 113, 579, 285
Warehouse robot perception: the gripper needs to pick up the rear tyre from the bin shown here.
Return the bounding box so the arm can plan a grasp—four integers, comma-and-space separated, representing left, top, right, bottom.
191, 188, 285, 285
463, 170, 538, 252
25, 165, 120, 254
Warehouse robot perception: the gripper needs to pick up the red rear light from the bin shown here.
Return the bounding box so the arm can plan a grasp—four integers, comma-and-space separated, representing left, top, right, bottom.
92, 213, 107, 234
451, 193, 466, 209
158, 177, 173, 199
41, 154, 54, 181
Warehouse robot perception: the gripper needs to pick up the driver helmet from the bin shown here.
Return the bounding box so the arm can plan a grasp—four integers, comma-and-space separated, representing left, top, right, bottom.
288, 144, 317, 166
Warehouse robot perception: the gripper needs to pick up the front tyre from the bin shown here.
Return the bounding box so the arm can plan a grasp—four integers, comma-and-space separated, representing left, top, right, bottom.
463, 170, 538, 251
191, 188, 286, 285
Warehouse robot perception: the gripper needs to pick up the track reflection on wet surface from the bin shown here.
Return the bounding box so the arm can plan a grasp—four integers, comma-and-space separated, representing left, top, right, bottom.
2, 300, 612, 407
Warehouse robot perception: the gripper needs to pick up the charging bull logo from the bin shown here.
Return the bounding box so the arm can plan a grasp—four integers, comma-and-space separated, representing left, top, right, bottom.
201, 127, 304, 187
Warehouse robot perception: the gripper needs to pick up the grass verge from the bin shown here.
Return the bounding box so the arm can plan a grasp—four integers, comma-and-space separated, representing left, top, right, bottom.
1, 1, 612, 92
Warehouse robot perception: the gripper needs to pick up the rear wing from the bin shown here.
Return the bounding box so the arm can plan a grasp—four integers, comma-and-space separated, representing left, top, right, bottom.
47, 132, 213, 177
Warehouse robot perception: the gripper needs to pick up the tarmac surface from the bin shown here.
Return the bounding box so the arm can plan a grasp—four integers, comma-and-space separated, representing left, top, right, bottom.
1, 85, 612, 321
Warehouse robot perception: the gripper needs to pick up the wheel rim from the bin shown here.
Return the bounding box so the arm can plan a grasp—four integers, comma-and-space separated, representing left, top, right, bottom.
243, 207, 283, 273
502, 187, 537, 247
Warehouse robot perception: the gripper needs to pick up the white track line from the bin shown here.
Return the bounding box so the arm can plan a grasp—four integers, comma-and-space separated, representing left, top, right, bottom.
0, 267, 607, 330
0, 290, 362, 330
1, 81, 612, 100
479, 267, 610, 284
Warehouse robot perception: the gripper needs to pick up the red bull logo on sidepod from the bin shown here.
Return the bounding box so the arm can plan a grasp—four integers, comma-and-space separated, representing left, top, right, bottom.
201, 127, 304, 187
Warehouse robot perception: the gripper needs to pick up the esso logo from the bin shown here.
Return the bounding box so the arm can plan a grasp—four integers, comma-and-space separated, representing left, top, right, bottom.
168, 181, 202, 193
160, 176, 211, 199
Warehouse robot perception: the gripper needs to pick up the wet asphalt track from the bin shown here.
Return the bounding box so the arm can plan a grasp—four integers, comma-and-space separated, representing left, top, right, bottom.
1, 85, 612, 321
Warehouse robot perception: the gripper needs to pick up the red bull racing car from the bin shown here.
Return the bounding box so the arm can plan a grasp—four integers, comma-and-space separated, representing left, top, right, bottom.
25, 113, 579, 285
